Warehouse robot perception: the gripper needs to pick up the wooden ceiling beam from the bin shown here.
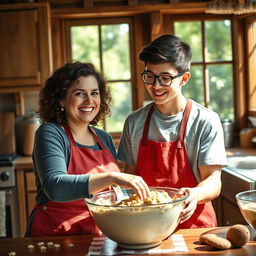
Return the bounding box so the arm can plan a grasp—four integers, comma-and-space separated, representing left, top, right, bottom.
52, 3, 207, 18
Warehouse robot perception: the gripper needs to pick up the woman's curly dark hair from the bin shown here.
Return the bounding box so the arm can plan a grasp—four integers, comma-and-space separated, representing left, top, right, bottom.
38, 62, 111, 126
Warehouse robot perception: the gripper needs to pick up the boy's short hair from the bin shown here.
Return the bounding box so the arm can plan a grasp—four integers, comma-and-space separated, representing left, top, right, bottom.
139, 34, 192, 73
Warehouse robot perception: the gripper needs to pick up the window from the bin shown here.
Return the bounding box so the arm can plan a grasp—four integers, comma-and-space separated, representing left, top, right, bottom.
65, 18, 134, 133
174, 19, 234, 121
246, 18, 256, 114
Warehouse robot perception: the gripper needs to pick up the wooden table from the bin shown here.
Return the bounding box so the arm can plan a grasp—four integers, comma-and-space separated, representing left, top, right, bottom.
0, 227, 255, 255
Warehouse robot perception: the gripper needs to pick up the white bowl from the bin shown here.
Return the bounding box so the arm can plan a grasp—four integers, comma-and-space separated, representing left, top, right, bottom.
85, 187, 188, 249
236, 190, 256, 230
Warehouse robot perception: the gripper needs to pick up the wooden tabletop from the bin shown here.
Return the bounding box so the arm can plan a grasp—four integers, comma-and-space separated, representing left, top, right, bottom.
0, 226, 255, 256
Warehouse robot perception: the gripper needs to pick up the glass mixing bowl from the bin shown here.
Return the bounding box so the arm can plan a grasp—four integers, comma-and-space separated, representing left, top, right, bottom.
236, 190, 256, 230
85, 187, 188, 249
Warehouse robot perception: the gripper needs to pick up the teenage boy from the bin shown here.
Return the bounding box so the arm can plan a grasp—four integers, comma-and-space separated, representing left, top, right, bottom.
118, 34, 227, 228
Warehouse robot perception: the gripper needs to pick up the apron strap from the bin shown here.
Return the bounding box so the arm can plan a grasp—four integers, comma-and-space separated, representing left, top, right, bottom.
141, 104, 155, 146
88, 126, 107, 150
141, 100, 192, 148
63, 125, 107, 150
177, 99, 192, 148
63, 125, 76, 146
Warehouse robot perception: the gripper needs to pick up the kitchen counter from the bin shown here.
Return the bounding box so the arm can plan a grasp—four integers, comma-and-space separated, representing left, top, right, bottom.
12, 147, 256, 168
14, 155, 33, 169
12, 147, 256, 169
0, 227, 255, 255
226, 147, 256, 156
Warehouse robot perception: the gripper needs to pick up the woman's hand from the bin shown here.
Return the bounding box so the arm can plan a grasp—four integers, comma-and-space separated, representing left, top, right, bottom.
111, 172, 151, 200
88, 172, 151, 200
179, 187, 200, 224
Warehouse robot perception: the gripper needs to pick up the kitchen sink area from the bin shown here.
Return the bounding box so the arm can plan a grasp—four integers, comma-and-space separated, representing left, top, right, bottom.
215, 150, 256, 226
226, 155, 256, 182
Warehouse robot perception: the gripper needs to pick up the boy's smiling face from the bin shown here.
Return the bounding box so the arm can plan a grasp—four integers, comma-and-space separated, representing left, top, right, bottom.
143, 62, 190, 114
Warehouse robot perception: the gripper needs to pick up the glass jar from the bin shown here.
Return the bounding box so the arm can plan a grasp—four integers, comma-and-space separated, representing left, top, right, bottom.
22, 114, 40, 156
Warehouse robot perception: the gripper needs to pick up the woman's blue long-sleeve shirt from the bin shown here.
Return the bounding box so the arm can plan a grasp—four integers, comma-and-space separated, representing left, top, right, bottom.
33, 122, 117, 205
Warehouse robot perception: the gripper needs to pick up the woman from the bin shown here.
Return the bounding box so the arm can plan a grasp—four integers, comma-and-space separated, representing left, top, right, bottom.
25, 62, 150, 237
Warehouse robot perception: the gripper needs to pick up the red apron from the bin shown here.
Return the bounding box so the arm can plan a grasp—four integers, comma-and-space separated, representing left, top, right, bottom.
136, 100, 217, 228
30, 125, 120, 236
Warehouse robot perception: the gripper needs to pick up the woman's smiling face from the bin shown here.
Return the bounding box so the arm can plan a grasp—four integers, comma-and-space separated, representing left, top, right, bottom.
61, 75, 101, 126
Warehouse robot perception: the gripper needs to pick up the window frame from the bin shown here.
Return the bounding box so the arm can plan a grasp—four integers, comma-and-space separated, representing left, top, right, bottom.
245, 16, 256, 117
62, 17, 137, 136
164, 14, 235, 113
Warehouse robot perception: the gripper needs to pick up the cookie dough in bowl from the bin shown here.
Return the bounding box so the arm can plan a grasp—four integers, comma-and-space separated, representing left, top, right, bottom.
85, 187, 188, 249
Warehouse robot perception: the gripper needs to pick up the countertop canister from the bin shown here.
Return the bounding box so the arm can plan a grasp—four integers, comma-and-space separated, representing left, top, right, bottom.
221, 119, 234, 148
22, 114, 40, 156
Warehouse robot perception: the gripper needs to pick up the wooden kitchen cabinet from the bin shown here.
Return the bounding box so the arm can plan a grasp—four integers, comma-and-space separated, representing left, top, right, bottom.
217, 195, 247, 226
0, 2, 52, 92
15, 156, 35, 237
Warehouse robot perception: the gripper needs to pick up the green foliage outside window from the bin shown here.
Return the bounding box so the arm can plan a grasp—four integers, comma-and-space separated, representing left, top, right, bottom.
183, 66, 204, 105
205, 20, 232, 62
102, 24, 131, 80
71, 26, 100, 70
175, 20, 234, 121
208, 64, 234, 120
107, 82, 132, 132
175, 21, 202, 62
71, 23, 132, 132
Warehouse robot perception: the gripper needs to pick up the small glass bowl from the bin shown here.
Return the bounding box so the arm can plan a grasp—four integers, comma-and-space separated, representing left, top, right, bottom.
236, 190, 256, 230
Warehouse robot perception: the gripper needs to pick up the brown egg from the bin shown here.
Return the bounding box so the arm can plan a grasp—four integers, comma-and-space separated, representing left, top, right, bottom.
226, 224, 250, 247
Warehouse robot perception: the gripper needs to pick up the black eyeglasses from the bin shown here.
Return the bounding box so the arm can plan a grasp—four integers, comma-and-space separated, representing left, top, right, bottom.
141, 71, 184, 87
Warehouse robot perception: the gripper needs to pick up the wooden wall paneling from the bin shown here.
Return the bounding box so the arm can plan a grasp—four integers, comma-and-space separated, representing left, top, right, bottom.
63, 19, 73, 63
232, 16, 247, 131
134, 14, 151, 108
14, 92, 25, 116
162, 15, 173, 35
51, 18, 66, 69
150, 10, 163, 40
129, 17, 138, 110
38, 3, 54, 84
245, 17, 256, 115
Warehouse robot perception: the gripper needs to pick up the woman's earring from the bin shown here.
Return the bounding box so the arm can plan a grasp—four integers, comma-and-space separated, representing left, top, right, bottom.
61, 107, 64, 112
